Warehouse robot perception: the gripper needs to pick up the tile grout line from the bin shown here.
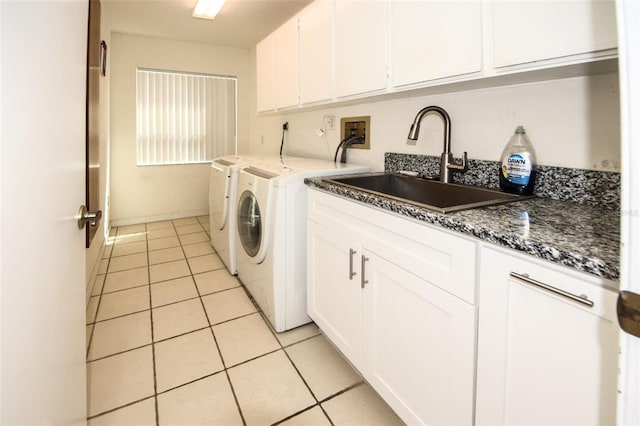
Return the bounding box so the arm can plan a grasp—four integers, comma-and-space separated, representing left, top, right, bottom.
88, 307, 264, 363
88, 281, 245, 341
85, 223, 186, 423
87, 226, 138, 421
246, 285, 363, 424
318, 382, 365, 405
90, 217, 363, 425
86, 231, 115, 360
87, 396, 156, 421
175, 220, 248, 426
86, 220, 215, 423
87, 341, 153, 364
236, 283, 334, 426
144, 223, 161, 426
102, 250, 220, 277
253, 308, 329, 425
97, 258, 226, 299
86, 321, 358, 419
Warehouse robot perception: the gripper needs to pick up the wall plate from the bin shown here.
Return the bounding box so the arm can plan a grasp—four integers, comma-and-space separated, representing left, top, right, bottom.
340, 115, 371, 150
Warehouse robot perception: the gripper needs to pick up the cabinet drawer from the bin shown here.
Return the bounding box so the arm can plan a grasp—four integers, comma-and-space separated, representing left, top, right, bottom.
308, 189, 477, 303
480, 244, 618, 320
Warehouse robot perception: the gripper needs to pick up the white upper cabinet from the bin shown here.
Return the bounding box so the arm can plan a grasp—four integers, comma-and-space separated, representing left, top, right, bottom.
256, 33, 275, 112
492, 0, 617, 68
274, 17, 299, 109
390, 0, 483, 87
299, 0, 333, 105
334, 0, 388, 98
256, 0, 618, 112
256, 16, 299, 112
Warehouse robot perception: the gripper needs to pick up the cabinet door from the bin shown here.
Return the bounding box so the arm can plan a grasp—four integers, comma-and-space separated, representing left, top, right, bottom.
476, 247, 619, 425
362, 250, 477, 425
307, 221, 363, 367
334, 0, 387, 97
299, 0, 333, 105
492, 0, 617, 68
256, 33, 275, 112
391, 0, 482, 87
274, 17, 299, 109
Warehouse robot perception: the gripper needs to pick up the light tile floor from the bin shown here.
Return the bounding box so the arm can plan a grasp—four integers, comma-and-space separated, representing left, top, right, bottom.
86, 216, 404, 426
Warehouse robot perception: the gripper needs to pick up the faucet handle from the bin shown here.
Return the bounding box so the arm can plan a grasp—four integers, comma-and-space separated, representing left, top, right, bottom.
448, 151, 469, 173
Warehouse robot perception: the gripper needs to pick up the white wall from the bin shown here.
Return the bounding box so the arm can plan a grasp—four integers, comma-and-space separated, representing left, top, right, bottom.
86, 4, 112, 293
249, 59, 620, 173
110, 33, 250, 225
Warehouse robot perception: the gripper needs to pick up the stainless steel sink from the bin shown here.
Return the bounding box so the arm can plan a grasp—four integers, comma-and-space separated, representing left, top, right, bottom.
327, 173, 532, 213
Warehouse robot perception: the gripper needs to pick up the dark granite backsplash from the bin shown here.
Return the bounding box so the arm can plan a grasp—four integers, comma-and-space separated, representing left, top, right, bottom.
385, 153, 620, 210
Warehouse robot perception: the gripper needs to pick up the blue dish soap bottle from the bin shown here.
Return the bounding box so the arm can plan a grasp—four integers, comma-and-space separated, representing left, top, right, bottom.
499, 126, 537, 195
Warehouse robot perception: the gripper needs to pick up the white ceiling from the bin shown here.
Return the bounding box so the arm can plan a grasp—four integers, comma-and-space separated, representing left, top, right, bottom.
103, 0, 313, 49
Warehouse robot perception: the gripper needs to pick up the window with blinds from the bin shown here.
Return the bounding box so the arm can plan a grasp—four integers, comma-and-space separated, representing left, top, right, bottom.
136, 68, 237, 166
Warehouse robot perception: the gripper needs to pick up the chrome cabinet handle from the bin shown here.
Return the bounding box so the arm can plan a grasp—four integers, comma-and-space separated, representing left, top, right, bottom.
349, 249, 357, 280
509, 272, 594, 308
361, 255, 369, 289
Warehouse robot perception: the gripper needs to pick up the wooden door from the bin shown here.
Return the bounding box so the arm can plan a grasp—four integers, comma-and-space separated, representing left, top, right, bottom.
86, 0, 102, 246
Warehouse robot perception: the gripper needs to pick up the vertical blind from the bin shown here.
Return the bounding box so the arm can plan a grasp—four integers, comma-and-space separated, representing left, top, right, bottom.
136, 68, 236, 165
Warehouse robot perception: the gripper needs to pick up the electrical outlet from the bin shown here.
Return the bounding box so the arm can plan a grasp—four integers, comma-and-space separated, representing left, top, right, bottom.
340, 116, 371, 150
326, 115, 335, 130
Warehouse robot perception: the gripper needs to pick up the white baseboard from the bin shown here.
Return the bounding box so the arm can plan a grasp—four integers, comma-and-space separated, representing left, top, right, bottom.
110, 209, 210, 228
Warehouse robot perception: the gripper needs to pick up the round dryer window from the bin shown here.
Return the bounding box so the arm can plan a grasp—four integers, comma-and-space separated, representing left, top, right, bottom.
237, 190, 262, 257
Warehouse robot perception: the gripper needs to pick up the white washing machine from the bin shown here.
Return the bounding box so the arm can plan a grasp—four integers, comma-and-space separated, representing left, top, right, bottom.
235, 159, 369, 331
209, 154, 329, 274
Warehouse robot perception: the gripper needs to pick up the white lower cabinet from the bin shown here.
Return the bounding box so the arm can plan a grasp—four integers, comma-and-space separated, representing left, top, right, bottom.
307, 189, 477, 425
361, 250, 477, 425
308, 189, 621, 425
307, 221, 363, 366
476, 245, 619, 426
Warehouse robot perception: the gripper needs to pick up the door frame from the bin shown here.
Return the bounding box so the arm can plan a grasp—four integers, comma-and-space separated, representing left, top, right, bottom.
616, 0, 640, 424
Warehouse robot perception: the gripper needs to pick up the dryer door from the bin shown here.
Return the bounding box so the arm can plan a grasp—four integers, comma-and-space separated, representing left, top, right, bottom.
237, 190, 262, 258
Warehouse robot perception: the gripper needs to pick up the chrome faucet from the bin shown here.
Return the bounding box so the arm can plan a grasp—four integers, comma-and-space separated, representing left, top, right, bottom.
406, 105, 468, 183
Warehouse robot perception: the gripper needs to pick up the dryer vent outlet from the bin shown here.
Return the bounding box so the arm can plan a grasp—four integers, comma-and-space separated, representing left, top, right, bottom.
341, 116, 371, 150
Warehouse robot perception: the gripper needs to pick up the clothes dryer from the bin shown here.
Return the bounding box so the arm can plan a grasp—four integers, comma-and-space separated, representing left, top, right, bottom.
209, 155, 254, 275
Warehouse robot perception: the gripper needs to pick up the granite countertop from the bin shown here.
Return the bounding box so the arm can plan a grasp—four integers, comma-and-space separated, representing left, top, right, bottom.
306, 174, 620, 281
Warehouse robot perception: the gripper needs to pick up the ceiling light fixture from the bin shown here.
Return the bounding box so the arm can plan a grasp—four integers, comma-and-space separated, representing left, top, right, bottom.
192, 0, 226, 20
